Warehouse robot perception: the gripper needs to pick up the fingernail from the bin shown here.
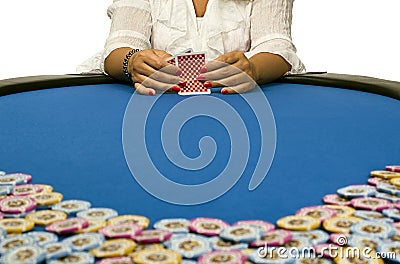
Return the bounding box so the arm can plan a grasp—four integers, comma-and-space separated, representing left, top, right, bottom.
197, 75, 206, 81
221, 89, 229, 94
176, 70, 182, 75
199, 67, 207, 74
203, 81, 212, 88
172, 86, 181, 92
178, 81, 187, 87
149, 90, 155, 96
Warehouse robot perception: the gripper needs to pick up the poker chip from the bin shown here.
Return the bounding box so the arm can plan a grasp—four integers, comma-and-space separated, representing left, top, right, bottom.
333, 248, 384, 264
0, 226, 6, 240
0, 186, 13, 196
47, 252, 95, 264
390, 178, 400, 187
35, 184, 54, 193
383, 208, 400, 221
0, 218, 35, 233
276, 215, 320, 231
375, 191, 400, 202
250, 229, 293, 247
52, 200, 91, 215
387, 165, 400, 173
371, 170, 400, 179
153, 218, 190, 233
27, 231, 58, 246
132, 249, 182, 264
25, 209, 67, 226
0, 196, 36, 214
322, 205, 355, 217
0, 234, 35, 254
45, 217, 89, 235
232, 220, 275, 234
198, 250, 246, 264
97, 257, 134, 264
347, 234, 381, 251
378, 241, 400, 263
291, 230, 329, 245
322, 216, 362, 233
44, 242, 73, 260
284, 236, 314, 252
0, 174, 26, 186
350, 220, 395, 239
295, 206, 337, 222
350, 197, 392, 211
108, 215, 150, 229
31, 192, 63, 208
0, 171, 5, 176
133, 229, 172, 243
294, 258, 333, 264
99, 223, 142, 239
390, 230, 400, 242
189, 217, 229, 236
337, 185, 376, 199
368, 177, 389, 186
90, 238, 136, 258
11, 184, 43, 196
132, 243, 165, 253
208, 237, 248, 251
76, 207, 118, 221
0, 244, 46, 264
247, 248, 291, 264
377, 183, 400, 196
167, 234, 211, 259
63, 233, 105, 251
329, 233, 349, 245
353, 210, 393, 222
75, 219, 106, 233
219, 224, 264, 243
322, 194, 351, 206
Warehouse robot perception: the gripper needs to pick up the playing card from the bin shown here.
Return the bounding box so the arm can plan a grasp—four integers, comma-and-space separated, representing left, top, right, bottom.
176, 52, 210, 95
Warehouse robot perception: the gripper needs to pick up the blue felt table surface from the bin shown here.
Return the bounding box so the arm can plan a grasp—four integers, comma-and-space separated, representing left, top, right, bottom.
0, 82, 399, 225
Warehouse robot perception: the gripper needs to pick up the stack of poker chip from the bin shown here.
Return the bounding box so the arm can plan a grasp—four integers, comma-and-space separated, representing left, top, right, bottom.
0, 166, 399, 263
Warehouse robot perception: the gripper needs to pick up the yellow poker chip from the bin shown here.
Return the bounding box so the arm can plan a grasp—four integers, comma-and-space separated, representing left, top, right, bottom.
131, 249, 182, 264
370, 170, 400, 179
34, 184, 54, 193
25, 210, 67, 226
323, 205, 355, 217
132, 243, 165, 253
0, 218, 35, 233
334, 247, 384, 264
30, 192, 63, 207
322, 216, 362, 234
107, 215, 150, 229
75, 219, 106, 233
390, 178, 400, 187
90, 238, 136, 258
276, 215, 320, 231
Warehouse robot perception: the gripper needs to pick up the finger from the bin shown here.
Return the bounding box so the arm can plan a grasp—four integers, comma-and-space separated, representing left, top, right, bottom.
205, 52, 241, 72
134, 73, 179, 92
202, 64, 242, 82
221, 82, 256, 94
133, 60, 181, 85
134, 82, 155, 96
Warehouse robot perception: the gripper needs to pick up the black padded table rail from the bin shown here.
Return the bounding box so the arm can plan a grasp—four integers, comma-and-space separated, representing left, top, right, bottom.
1, 73, 399, 100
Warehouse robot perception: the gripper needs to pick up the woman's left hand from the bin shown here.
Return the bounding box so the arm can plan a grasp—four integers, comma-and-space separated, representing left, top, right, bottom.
202, 50, 258, 94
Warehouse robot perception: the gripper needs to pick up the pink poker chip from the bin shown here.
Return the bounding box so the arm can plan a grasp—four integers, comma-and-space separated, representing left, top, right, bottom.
96, 257, 133, 264
250, 229, 293, 247
351, 197, 392, 211
132, 229, 172, 244
232, 220, 274, 235
99, 223, 142, 239
189, 217, 229, 236
368, 177, 390, 186
295, 205, 337, 222
198, 250, 246, 264
12, 184, 43, 196
45, 217, 89, 234
386, 165, 400, 173
322, 194, 352, 206
0, 196, 36, 214
3, 173, 32, 183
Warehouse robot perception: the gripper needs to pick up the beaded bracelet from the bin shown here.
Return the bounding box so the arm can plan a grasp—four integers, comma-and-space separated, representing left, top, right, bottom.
122, 48, 140, 81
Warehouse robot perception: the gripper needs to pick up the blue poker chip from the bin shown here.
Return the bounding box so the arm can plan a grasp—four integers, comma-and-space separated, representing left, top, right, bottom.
291, 230, 329, 245
383, 208, 400, 221
219, 224, 264, 243
248, 248, 295, 263
0, 235, 35, 254
294, 258, 333, 264
284, 237, 314, 253
353, 210, 394, 222
0, 186, 12, 195
47, 252, 95, 264
167, 234, 211, 259
51, 200, 91, 215
377, 241, 400, 263
0, 244, 46, 264
44, 242, 73, 260
0, 227, 6, 241
2, 210, 35, 219
76, 207, 118, 221
0, 174, 26, 186
208, 236, 248, 251
0, 171, 5, 176
153, 218, 190, 233
63, 233, 105, 251
347, 234, 381, 251
337, 184, 376, 198
375, 191, 400, 202
377, 183, 400, 196
27, 231, 58, 247
350, 220, 396, 239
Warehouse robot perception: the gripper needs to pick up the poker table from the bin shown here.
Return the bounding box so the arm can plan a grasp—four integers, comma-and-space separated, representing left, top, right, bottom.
0, 73, 399, 226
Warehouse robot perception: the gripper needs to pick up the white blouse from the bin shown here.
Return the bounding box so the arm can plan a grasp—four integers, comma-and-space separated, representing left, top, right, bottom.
77, 0, 306, 74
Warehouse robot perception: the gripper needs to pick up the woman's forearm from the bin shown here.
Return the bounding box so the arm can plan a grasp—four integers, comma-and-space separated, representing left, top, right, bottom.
104, 47, 133, 82
250, 52, 291, 84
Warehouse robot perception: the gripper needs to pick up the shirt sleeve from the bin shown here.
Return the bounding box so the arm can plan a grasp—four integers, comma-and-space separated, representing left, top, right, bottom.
244, 0, 305, 74
100, 0, 153, 72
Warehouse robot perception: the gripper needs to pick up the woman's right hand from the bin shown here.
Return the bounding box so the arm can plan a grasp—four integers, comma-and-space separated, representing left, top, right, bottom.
128, 49, 183, 95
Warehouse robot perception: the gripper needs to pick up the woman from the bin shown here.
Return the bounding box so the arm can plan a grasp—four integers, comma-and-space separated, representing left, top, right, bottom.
78, 0, 305, 94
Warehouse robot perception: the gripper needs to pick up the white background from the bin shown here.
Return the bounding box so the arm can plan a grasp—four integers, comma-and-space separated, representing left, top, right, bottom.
1, 0, 399, 82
